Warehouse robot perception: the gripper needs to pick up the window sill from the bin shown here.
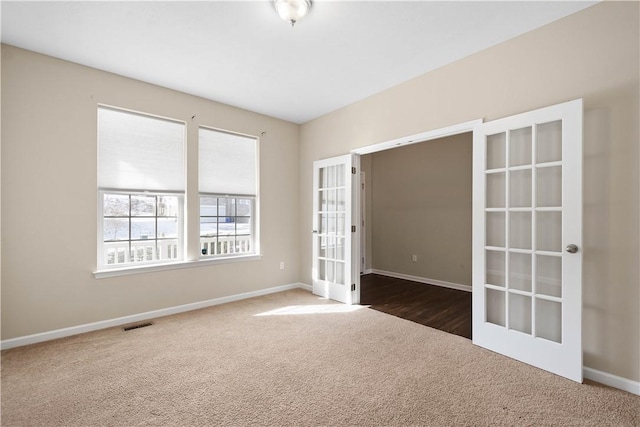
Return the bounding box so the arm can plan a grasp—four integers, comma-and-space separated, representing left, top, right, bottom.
94, 254, 262, 279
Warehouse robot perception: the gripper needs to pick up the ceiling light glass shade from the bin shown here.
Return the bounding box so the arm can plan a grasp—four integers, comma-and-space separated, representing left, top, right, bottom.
274, 0, 311, 27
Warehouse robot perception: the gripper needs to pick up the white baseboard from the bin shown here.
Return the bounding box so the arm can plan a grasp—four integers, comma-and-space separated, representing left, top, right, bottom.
0, 282, 310, 350
370, 269, 472, 292
363, 269, 374, 275
583, 367, 640, 395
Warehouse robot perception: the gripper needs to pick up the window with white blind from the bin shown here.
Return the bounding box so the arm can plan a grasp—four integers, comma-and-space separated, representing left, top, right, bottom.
98, 106, 185, 268
199, 127, 258, 258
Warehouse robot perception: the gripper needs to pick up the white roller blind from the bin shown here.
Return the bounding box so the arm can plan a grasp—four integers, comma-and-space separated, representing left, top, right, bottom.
98, 107, 185, 191
199, 127, 257, 195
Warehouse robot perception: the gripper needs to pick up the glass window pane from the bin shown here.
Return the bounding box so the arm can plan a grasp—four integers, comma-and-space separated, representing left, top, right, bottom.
509, 252, 532, 292
486, 250, 505, 287
104, 194, 129, 217
131, 218, 155, 240
536, 299, 562, 343
131, 195, 156, 216
236, 199, 252, 217
158, 196, 179, 217
486, 173, 505, 208
536, 120, 562, 164
104, 218, 129, 241
509, 212, 532, 249
537, 166, 562, 207
509, 127, 532, 167
510, 169, 532, 208
486, 212, 505, 247
158, 218, 177, 239
509, 293, 532, 335
487, 133, 506, 170
537, 212, 562, 252
486, 288, 505, 327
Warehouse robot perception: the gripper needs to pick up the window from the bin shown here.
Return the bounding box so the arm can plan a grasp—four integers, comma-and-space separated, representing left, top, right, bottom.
102, 193, 182, 265
97, 107, 259, 273
199, 127, 258, 258
98, 107, 185, 268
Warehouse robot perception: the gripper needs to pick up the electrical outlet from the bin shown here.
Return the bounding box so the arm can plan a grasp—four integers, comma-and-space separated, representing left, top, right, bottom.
280, 261, 285, 270
412, 255, 418, 262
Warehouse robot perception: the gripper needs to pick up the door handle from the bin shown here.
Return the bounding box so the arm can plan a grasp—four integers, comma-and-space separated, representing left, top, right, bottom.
566, 244, 578, 254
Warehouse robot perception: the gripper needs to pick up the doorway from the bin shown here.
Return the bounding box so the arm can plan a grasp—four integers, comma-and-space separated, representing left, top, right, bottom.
358, 131, 473, 338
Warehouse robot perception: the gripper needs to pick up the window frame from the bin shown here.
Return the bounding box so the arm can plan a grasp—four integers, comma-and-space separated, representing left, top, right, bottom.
95, 106, 261, 277
199, 194, 256, 259
98, 189, 185, 269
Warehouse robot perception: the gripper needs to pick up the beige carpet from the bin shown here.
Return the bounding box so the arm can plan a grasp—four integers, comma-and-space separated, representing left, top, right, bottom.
1, 288, 638, 426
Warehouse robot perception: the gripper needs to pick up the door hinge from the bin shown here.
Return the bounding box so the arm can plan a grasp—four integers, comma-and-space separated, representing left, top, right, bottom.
351, 284, 356, 292
351, 225, 356, 232
352, 167, 356, 174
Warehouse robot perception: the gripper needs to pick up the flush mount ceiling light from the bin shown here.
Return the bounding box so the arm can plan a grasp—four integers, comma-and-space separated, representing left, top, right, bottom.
274, 0, 312, 27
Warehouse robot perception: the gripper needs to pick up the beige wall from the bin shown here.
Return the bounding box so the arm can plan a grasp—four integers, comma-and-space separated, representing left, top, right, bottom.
1, 45, 301, 339
300, 2, 639, 381
365, 133, 472, 285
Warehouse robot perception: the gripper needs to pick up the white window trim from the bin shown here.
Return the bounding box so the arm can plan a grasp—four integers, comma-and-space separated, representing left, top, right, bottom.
94, 254, 263, 279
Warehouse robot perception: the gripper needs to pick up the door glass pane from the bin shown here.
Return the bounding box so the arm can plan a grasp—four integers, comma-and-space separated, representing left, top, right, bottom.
335, 164, 345, 186
509, 293, 532, 334
336, 189, 346, 211
336, 261, 345, 285
509, 127, 532, 167
510, 169, 532, 208
536, 255, 562, 297
487, 133, 506, 170
537, 120, 562, 163
509, 252, 532, 292
336, 213, 346, 236
509, 212, 532, 249
318, 259, 326, 280
319, 214, 327, 234
537, 166, 562, 207
319, 190, 327, 212
537, 212, 561, 252
319, 168, 327, 189
536, 299, 562, 343
486, 288, 505, 327
327, 214, 336, 234
486, 173, 505, 208
319, 236, 327, 258
486, 212, 505, 247
336, 238, 345, 261
327, 166, 336, 188
486, 250, 505, 287
327, 260, 335, 282
327, 237, 335, 259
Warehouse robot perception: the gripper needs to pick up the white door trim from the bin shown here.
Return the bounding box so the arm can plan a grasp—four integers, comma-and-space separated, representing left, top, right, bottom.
351, 119, 482, 156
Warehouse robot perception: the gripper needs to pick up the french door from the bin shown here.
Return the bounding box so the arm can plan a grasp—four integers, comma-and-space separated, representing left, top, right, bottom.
472, 99, 583, 382
312, 154, 359, 304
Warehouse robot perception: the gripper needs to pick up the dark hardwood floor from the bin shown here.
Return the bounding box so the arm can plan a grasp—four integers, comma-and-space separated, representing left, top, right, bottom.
360, 274, 472, 339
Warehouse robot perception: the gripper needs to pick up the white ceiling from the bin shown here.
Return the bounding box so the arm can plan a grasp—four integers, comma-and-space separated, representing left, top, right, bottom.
1, 1, 597, 124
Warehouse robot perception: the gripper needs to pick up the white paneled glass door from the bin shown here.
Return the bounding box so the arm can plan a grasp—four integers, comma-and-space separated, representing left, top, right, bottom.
472, 99, 583, 382
312, 154, 356, 304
